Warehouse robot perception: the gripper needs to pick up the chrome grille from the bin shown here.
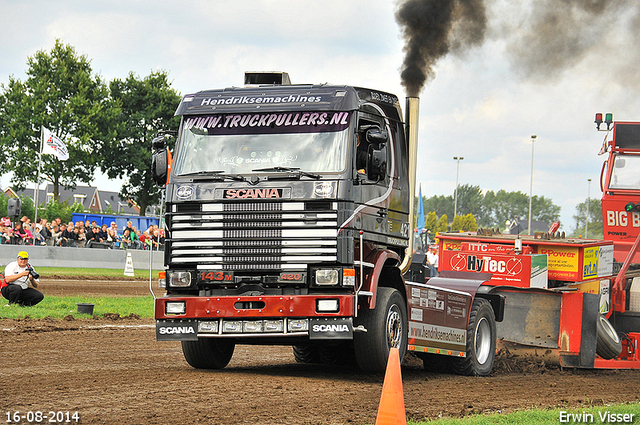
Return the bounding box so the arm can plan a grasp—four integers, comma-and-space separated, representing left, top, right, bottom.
169, 201, 338, 270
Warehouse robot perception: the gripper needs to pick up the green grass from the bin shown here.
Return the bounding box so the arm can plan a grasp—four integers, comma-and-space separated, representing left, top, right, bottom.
0, 295, 154, 319
407, 402, 640, 425
36, 266, 160, 280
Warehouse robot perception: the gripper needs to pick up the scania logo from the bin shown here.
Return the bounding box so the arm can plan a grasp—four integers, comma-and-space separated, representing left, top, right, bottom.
312, 324, 350, 333
158, 326, 195, 335
176, 185, 194, 200
224, 188, 282, 199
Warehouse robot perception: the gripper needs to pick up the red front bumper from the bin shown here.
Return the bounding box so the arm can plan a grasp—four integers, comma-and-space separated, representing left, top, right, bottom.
155, 294, 355, 320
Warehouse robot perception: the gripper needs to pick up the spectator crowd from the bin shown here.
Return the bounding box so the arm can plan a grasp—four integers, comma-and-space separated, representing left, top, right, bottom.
0, 216, 164, 250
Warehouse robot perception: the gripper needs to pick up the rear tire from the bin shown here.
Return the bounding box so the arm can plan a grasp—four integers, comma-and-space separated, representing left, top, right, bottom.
596, 314, 622, 360
293, 344, 320, 364
354, 287, 408, 373
451, 298, 496, 376
181, 338, 235, 369
419, 352, 452, 373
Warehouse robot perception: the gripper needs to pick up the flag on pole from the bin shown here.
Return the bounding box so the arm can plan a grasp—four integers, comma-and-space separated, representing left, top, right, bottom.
42, 127, 69, 161
417, 184, 425, 231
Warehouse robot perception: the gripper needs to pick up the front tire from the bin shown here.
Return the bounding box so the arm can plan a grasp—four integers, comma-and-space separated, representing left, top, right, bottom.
181, 338, 235, 369
451, 298, 496, 376
293, 344, 320, 364
354, 287, 408, 373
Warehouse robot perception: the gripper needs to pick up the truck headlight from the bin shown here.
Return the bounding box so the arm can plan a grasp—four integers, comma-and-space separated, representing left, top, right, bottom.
315, 269, 339, 286
222, 320, 243, 333
168, 271, 192, 287
264, 320, 284, 332
317, 299, 340, 313
288, 319, 309, 332
166, 301, 186, 315
198, 321, 219, 333
243, 320, 264, 333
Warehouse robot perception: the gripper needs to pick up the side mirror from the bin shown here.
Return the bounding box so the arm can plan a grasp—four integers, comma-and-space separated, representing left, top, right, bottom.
365, 127, 388, 147
7, 198, 21, 219
152, 149, 169, 186
368, 146, 387, 181
152, 135, 166, 150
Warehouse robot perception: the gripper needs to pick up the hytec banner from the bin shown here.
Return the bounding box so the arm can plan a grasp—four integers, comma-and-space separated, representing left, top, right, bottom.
440, 245, 549, 289
42, 127, 69, 161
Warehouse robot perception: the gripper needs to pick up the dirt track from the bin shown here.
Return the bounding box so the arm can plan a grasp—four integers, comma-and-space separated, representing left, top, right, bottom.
1, 279, 640, 424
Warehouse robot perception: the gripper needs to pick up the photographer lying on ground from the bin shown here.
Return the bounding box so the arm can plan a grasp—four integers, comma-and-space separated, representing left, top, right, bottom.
2, 250, 43, 306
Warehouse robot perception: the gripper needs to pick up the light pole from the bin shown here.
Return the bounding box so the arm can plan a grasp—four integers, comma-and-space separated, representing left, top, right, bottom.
586, 179, 592, 238
453, 156, 464, 218
527, 135, 536, 235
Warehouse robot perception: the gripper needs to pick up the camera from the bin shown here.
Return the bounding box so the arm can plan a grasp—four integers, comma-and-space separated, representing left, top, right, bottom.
26, 265, 40, 280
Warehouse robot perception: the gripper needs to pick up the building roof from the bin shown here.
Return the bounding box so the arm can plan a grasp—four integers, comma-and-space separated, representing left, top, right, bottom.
5, 184, 141, 215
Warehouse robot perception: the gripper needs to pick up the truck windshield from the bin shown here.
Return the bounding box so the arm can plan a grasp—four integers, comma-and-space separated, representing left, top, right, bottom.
609, 154, 640, 190
172, 111, 351, 176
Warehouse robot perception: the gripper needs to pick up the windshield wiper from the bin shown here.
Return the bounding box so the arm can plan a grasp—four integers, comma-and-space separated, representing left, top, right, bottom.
252, 166, 320, 180
178, 170, 246, 181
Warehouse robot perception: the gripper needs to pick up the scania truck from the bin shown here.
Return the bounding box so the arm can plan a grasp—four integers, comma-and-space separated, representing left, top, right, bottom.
151, 72, 503, 374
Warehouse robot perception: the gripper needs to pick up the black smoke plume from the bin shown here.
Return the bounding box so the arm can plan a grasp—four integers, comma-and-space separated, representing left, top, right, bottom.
506, 0, 634, 82
396, 0, 639, 94
396, 0, 487, 97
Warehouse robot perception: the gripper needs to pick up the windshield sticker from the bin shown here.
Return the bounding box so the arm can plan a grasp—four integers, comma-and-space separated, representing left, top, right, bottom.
200, 94, 322, 106
183, 111, 351, 135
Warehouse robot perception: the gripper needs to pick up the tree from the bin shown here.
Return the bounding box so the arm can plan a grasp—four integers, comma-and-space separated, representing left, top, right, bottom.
0, 40, 111, 200
462, 213, 478, 232
40, 199, 84, 224
422, 186, 560, 229
425, 211, 438, 233
451, 215, 464, 232
571, 199, 603, 239
454, 184, 485, 221
424, 194, 453, 219
436, 214, 449, 233
102, 71, 181, 216
481, 189, 560, 230
451, 213, 478, 232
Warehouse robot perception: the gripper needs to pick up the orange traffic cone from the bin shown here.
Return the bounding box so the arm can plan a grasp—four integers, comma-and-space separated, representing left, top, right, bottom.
375, 347, 407, 425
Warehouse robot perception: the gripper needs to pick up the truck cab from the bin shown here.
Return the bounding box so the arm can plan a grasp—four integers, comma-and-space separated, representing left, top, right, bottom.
151, 73, 414, 372
600, 119, 640, 263
151, 73, 500, 376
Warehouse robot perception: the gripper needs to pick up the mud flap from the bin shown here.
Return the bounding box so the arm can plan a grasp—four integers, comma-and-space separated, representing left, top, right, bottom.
560, 292, 598, 368
309, 318, 353, 340
489, 287, 599, 368
490, 287, 562, 348
156, 319, 198, 341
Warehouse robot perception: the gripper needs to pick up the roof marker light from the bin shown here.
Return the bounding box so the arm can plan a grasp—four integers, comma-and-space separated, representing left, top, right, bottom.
595, 113, 603, 130
605, 113, 614, 126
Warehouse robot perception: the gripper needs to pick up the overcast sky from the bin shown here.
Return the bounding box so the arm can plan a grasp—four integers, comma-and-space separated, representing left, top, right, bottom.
2, 0, 640, 231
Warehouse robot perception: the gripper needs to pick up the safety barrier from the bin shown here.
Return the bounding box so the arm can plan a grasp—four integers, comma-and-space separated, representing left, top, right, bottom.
0, 244, 163, 270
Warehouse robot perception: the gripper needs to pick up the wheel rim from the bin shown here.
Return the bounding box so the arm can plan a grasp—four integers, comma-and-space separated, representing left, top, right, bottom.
600, 316, 621, 343
386, 304, 403, 348
474, 317, 491, 365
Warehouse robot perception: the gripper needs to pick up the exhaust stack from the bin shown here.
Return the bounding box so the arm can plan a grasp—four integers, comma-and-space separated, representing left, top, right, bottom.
400, 96, 420, 274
